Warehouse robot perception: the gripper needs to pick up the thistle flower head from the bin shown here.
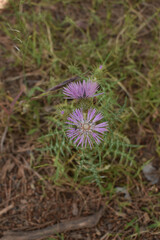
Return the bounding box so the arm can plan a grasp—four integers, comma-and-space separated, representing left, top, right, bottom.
63, 79, 102, 99
61, 110, 64, 115
66, 108, 108, 148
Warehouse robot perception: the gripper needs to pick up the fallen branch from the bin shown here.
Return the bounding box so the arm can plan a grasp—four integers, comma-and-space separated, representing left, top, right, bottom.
1, 207, 104, 240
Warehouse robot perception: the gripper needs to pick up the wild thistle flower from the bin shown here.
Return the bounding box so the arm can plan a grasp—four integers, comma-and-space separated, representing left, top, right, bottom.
61, 110, 64, 115
66, 108, 108, 148
63, 79, 102, 99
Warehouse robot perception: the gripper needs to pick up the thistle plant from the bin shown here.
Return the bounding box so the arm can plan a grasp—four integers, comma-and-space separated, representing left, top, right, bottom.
62, 79, 108, 148
37, 73, 134, 187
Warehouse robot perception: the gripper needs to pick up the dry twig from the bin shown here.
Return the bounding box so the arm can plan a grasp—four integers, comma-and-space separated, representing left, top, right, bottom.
0, 126, 8, 153
31, 76, 80, 100
1, 207, 104, 240
0, 203, 14, 217
45, 76, 80, 92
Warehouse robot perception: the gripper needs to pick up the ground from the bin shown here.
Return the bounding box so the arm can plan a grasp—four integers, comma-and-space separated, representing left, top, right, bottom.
0, 0, 160, 240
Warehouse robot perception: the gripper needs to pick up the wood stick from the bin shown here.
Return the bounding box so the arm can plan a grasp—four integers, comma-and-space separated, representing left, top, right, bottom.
31, 76, 80, 100
1, 207, 104, 240
45, 76, 80, 92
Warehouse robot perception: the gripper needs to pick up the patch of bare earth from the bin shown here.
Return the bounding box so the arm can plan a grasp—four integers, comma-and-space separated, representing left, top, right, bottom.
0, 153, 160, 239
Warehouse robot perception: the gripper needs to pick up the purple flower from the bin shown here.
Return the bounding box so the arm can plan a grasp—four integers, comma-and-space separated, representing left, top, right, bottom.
63, 80, 102, 99
61, 110, 64, 115
66, 108, 108, 148
99, 65, 103, 69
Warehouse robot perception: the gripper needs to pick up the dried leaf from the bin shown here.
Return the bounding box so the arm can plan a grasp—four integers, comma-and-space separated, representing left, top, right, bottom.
115, 187, 131, 201
1, 160, 15, 180
143, 212, 150, 224
17, 165, 25, 179
142, 163, 159, 184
